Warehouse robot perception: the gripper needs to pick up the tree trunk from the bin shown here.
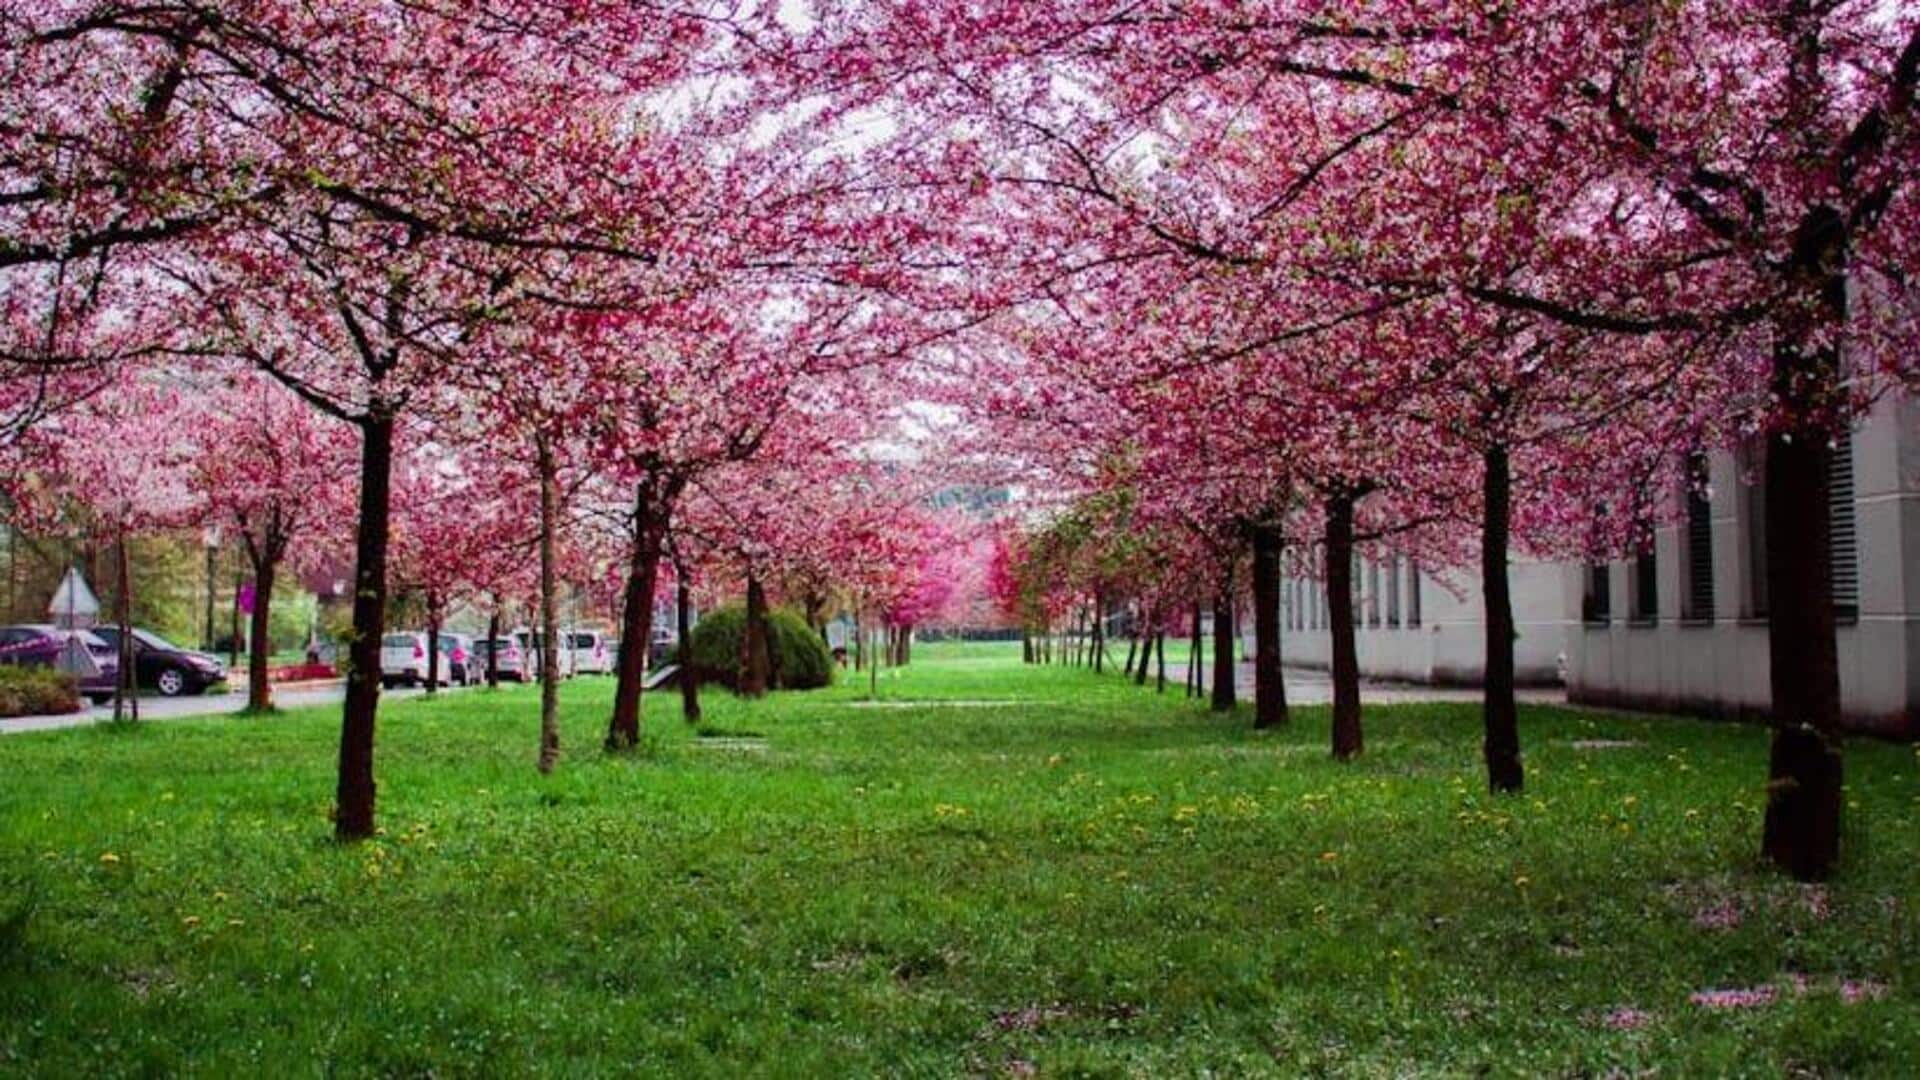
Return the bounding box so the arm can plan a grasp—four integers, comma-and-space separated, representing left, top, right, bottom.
1482, 444, 1523, 794
1123, 627, 1138, 680
1154, 632, 1166, 692
607, 481, 669, 751
336, 412, 395, 841
229, 567, 243, 670
536, 435, 561, 774
114, 532, 136, 723
1760, 205, 1848, 881
676, 561, 700, 724
1188, 604, 1204, 699
1210, 585, 1236, 712
425, 597, 442, 696
1327, 494, 1363, 760
741, 573, 771, 697
1251, 521, 1288, 729
1022, 631, 1034, 664
486, 607, 501, 688
246, 548, 277, 712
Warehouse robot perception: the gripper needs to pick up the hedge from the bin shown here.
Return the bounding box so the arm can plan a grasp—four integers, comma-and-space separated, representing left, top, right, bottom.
0, 666, 83, 718
686, 605, 834, 692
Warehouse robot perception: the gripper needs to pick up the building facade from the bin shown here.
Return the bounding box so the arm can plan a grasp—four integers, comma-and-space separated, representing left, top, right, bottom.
1277, 392, 1920, 738
1279, 558, 1576, 687
1566, 392, 1920, 738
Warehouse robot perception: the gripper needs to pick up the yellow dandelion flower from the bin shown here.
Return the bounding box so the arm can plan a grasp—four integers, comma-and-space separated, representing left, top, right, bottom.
181, 915, 201, 929
98, 852, 120, 865
1319, 851, 1340, 863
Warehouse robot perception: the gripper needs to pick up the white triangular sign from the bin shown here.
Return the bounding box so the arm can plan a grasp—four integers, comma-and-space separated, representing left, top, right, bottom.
48, 567, 100, 627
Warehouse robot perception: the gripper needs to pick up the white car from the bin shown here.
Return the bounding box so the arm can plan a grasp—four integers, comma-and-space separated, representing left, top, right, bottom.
379, 632, 433, 688
474, 637, 532, 682
569, 631, 613, 675
511, 629, 574, 679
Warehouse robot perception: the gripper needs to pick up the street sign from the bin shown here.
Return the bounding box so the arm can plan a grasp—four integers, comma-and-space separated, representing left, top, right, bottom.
48, 567, 100, 629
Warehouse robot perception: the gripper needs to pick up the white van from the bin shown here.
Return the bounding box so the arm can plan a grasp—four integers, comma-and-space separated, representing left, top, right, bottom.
570, 631, 613, 675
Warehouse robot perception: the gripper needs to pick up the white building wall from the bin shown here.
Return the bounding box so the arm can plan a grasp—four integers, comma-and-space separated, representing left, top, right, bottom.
1563, 392, 1920, 738
1280, 560, 1575, 687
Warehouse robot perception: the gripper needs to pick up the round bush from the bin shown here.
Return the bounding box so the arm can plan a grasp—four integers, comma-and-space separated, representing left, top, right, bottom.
0, 666, 81, 718
686, 605, 834, 692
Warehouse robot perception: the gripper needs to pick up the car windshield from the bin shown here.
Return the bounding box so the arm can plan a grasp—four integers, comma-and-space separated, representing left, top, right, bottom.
381, 634, 416, 648
570, 634, 597, 648
134, 629, 178, 651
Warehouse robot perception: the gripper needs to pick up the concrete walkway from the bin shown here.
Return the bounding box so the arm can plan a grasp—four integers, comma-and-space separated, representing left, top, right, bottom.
1147, 658, 1565, 706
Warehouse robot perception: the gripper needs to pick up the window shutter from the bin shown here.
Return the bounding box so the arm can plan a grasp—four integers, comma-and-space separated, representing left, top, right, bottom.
1829, 434, 1859, 619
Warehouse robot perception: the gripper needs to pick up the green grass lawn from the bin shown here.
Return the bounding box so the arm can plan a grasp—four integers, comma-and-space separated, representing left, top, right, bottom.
2, 643, 1916, 1076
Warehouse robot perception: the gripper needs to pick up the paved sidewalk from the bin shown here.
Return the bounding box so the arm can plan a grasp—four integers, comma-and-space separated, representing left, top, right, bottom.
0, 678, 480, 736
1147, 659, 1564, 706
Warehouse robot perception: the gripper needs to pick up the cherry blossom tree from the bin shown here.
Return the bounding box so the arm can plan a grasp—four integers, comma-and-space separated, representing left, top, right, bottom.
183, 372, 357, 712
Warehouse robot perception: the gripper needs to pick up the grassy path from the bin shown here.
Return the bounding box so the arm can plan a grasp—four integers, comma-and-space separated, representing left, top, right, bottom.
2, 642, 1916, 1075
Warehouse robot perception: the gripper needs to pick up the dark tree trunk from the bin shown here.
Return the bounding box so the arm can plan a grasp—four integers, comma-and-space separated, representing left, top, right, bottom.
336, 413, 395, 841
676, 560, 700, 724
229, 567, 243, 670
425, 598, 442, 696
485, 607, 501, 688
245, 545, 278, 713
1210, 586, 1236, 712
1250, 521, 1288, 729
1022, 632, 1034, 664
1481, 444, 1523, 794
1124, 620, 1140, 682
607, 482, 670, 750
536, 435, 561, 774
1154, 632, 1166, 692
741, 573, 771, 697
1188, 604, 1204, 698
113, 532, 136, 723
1760, 205, 1848, 881
1326, 494, 1363, 760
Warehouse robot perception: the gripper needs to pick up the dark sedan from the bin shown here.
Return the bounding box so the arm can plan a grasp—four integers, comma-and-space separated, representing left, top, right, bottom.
0, 624, 122, 704
88, 627, 228, 697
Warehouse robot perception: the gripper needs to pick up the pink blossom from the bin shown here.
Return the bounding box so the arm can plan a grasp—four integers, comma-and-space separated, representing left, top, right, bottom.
1689, 986, 1778, 1010
1601, 1007, 1654, 1031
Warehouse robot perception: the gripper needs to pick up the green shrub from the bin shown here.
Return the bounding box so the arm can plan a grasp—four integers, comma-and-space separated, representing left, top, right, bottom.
0, 666, 82, 718
686, 605, 833, 692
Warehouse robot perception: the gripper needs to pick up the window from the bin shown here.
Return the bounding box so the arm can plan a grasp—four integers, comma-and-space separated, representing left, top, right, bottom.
1583, 564, 1613, 624
1366, 560, 1381, 628
1386, 555, 1402, 628
1830, 432, 1859, 622
1630, 548, 1657, 624
1682, 453, 1714, 622
1407, 564, 1423, 628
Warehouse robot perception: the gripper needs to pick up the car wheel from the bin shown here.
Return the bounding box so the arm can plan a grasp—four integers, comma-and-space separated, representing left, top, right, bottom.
381, 678, 396, 690
87, 693, 113, 706
155, 667, 188, 697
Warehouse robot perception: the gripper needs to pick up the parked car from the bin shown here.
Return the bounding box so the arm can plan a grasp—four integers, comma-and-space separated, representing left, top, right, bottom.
511, 629, 575, 679
473, 637, 531, 682
87, 627, 226, 697
569, 631, 613, 675
435, 633, 478, 685
0, 624, 122, 704
379, 632, 435, 689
